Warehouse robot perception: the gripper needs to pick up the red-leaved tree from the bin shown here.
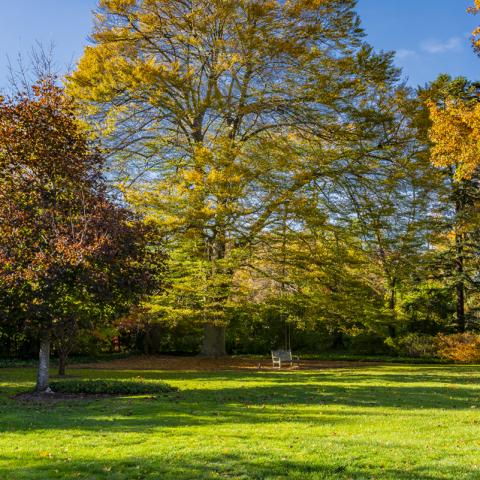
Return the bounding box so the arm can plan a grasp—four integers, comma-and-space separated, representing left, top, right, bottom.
0, 80, 161, 392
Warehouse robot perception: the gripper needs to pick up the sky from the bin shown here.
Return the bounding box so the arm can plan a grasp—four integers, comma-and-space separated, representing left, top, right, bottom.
357, 0, 478, 86
0, 0, 478, 90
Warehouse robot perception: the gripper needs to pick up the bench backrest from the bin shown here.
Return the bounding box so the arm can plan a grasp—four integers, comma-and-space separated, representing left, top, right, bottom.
271, 349, 293, 361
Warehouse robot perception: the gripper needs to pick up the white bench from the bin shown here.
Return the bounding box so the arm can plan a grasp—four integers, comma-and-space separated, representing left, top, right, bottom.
271, 349, 300, 369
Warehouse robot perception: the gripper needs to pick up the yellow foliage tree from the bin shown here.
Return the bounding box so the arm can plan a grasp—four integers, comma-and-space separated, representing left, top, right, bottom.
428, 98, 480, 180
67, 0, 401, 355
470, 0, 480, 53
432, 2, 480, 181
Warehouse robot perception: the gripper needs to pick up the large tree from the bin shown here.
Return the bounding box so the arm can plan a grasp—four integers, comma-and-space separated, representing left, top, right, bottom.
425, 76, 480, 332
68, 0, 400, 355
0, 80, 159, 391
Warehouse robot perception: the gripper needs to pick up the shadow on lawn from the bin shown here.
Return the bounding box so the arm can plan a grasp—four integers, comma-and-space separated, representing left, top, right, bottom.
1, 367, 480, 436
2, 367, 480, 479
84, 364, 480, 386
0, 452, 476, 480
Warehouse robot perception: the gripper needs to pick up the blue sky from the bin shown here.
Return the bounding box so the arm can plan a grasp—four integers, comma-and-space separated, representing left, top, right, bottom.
357, 0, 478, 86
0, 0, 477, 90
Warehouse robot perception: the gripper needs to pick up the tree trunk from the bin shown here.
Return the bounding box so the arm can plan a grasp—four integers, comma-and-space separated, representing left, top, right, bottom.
200, 323, 226, 357
456, 280, 465, 332
58, 351, 67, 376
36, 330, 51, 392
388, 324, 396, 338
454, 183, 466, 332
388, 278, 397, 338
455, 239, 465, 332
200, 230, 228, 358
389, 279, 396, 311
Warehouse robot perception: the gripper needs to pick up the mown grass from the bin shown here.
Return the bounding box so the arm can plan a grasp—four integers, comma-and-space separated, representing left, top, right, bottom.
1, 363, 480, 479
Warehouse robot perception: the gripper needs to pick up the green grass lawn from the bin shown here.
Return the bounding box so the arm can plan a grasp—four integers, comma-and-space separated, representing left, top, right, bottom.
1, 364, 480, 479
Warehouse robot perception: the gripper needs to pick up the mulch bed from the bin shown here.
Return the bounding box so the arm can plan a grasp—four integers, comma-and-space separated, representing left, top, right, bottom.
70, 355, 386, 371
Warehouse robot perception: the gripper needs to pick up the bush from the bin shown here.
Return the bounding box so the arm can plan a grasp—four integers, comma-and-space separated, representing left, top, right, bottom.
388, 333, 438, 358
0, 358, 37, 368
49, 378, 177, 395
436, 333, 480, 363
343, 332, 392, 355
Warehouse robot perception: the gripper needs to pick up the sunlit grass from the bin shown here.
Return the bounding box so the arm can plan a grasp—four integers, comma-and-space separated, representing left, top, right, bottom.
1, 364, 480, 479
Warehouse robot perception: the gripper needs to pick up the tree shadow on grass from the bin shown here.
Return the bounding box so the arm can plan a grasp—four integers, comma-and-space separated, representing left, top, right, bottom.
112, 364, 480, 387
2, 368, 480, 480
1, 367, 480, 436
0, 452, 476, 480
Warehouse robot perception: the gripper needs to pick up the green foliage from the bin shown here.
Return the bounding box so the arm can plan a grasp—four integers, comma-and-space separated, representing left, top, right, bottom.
50, 378, 177, 395
119, 314, 203, 355
386, 333, 439, 358
0, 358, 37, 368
402, 281, 455, 333
342, 331, 393, 355
386, 332, 480, 363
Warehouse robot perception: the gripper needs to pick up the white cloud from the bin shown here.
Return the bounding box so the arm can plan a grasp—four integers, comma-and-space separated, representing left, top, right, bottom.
396, 49, 417, 59
421, 37, 462, 54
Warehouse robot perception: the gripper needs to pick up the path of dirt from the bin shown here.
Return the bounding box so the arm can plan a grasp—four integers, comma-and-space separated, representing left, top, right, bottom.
70, 355, 387, 371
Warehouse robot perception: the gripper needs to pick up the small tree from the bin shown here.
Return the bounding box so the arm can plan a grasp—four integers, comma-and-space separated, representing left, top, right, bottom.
0, 80, 160, 392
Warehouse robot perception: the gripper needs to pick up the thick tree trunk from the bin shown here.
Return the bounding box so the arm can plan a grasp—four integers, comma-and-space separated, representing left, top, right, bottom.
36, 330, 51, 392
200, 323, 226, 357
58, 351, 67, 376
199, 230, 228, 357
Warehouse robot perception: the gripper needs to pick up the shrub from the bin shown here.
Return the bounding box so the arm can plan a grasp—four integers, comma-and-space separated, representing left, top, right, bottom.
343, 332, 392, 355
0, 358, 37, 368
435, 333, 480, 363
388, 333, 438, 358
49, 378, 177, 395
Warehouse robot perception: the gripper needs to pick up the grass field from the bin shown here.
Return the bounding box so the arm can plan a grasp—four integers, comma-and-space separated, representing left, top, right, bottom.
1, 362, 480, 479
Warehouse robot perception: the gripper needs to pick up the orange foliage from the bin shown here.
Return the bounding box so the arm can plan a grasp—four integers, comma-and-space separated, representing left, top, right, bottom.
436, 333, 480, 363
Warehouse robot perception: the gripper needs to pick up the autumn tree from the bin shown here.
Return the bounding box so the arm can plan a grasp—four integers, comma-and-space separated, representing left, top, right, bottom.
428, 2, 480, 181
423, 75, 480, 332
470, 0, 480, 54
428, 89, 480, 181
0, 80, 160, 391
68, 0, 402, 356
415, 4, 480, 332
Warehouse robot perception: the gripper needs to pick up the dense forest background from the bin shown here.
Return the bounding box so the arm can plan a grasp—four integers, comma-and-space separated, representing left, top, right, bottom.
3, 0, 480, 372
